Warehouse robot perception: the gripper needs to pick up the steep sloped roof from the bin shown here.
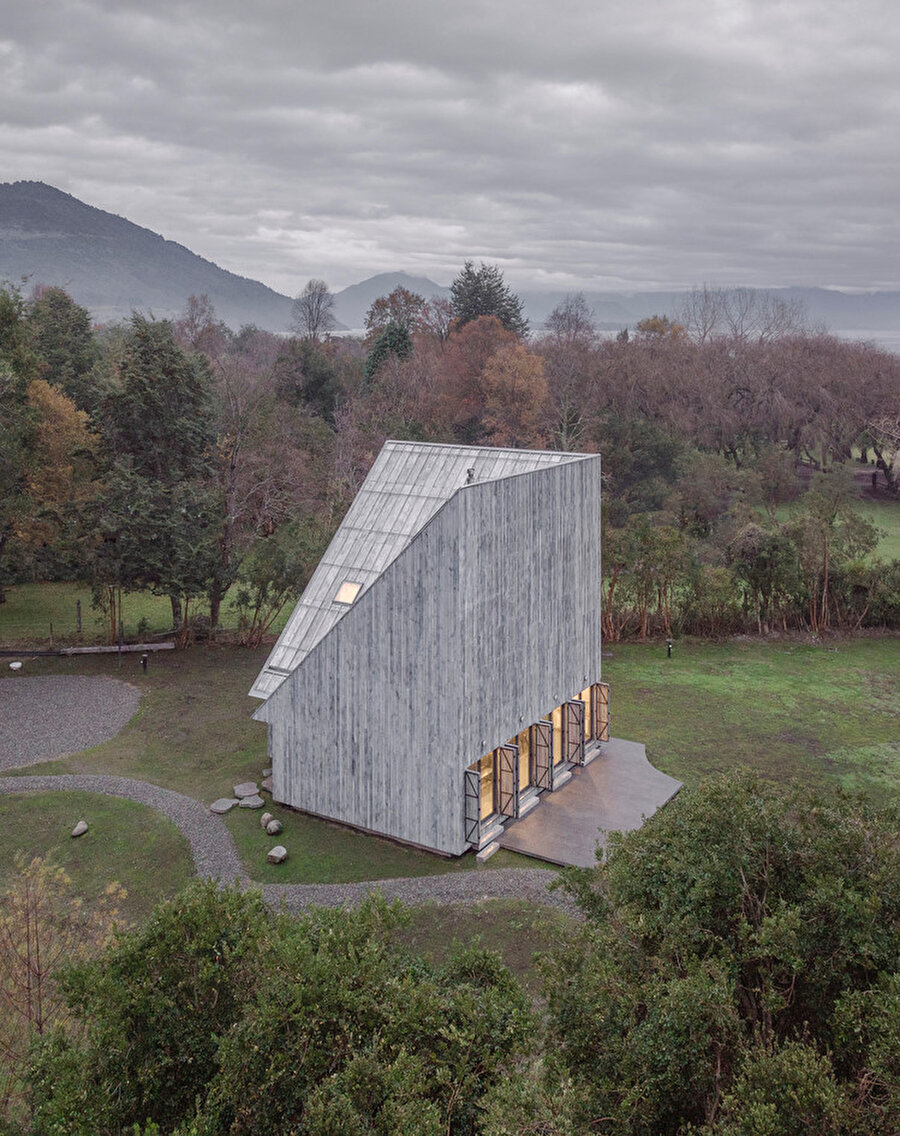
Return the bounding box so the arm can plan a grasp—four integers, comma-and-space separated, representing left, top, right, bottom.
249, 440, 591, 700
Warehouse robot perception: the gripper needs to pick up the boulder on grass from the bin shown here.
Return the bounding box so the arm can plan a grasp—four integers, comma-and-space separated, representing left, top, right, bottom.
233, 782, 259, 799
267, 845, 287, 864
71, 820, 88, 837
266, 819, 283, 836
260, 811, 273, 829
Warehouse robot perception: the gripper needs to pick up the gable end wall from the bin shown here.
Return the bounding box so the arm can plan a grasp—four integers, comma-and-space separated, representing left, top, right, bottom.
261, 456, 601, 855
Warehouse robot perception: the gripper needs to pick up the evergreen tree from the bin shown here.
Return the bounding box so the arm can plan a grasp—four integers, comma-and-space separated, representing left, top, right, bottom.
94, 315, 219, 636
450, 260, 529, 337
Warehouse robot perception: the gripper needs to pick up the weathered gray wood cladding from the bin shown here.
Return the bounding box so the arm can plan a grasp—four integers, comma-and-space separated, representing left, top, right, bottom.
256, 450, 603, 855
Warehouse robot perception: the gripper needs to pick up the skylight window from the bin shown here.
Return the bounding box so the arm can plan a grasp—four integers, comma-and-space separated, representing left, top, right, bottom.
334, 581, 362, 605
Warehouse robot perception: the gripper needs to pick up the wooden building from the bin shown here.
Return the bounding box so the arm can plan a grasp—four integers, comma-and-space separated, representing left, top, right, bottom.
249, 440, 607, 857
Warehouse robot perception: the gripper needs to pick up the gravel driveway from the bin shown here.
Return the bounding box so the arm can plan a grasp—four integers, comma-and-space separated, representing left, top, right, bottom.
0, 675, 141, 770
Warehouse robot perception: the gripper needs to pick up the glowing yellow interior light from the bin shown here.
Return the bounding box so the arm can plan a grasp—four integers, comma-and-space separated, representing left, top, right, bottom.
334, 581, 362, 605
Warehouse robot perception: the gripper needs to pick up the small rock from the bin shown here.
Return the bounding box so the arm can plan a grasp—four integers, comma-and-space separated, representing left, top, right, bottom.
261, 776, 273, 792
262, 768, 272, 778
266, 819, 283, 836
233, 781, 259, 799
210, 798, 238, 814
260, 811, 273, 829
239, 794, 265, 809
9, 661, 22, 671
266, 845, 287, 864
71, 820, 88, 837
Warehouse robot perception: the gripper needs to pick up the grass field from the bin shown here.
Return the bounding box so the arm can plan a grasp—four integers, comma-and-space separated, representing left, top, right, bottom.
0, 791, 194, 925
3, 634, 897, 971
605, 635, 900, 796
0, 581, 296, 646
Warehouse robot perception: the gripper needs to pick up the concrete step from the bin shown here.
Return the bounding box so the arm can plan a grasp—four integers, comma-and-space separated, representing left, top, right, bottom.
476, 840, 500, 863
518, 791, 541, 818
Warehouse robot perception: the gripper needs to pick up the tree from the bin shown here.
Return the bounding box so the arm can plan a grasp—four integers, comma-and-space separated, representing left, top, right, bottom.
364, 320, 413, 383
539, 772, 900, 1135
291, 278, 336, 342
450, 261, 529, 337
787, 469, 879, 632
544, 292, 596, 347
233, 518, 330, 646
865, 413, 900, 497
677, 285, 807, 345
0, 856, 123, 1127
94, 315, 219, 638
28, 881, 269, 1135
24, 286, 99, 413
540, 294, 597, 449
479, 341, 549, 447
18, 379, 97, 579
29, 890, 534, 1136
0, 283, 39, 602
364, 285, 426, 339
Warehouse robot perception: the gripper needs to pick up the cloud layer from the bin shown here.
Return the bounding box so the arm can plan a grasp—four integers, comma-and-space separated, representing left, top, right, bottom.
4, 0, 900, 293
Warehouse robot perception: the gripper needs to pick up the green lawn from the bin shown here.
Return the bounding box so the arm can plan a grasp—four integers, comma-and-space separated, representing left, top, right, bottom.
604, 636, 900, 797
6, 636, 898, 895
226, 800, 546, 884
0, 581, 296, 647
0, 791, 194, 926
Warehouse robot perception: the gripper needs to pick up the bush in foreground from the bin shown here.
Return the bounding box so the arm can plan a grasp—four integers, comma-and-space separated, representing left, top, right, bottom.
533, 771, 900, 1135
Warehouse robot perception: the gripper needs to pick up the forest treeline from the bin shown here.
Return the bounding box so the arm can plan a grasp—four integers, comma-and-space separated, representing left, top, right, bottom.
1, 267, 899, 642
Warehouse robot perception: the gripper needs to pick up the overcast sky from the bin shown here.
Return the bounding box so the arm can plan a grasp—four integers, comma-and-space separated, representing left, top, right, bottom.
4, 0, 900, 295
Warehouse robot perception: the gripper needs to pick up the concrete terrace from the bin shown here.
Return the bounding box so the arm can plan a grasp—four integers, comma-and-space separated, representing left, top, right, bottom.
498, 737, 682, 868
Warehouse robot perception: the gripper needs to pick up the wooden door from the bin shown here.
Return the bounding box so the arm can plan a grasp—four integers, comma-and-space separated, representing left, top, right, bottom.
590, 682, 610, 741
464, 767, 480, 844
564, 700, 585, 765
531, 720, 552, 790
497, 744, 519, 818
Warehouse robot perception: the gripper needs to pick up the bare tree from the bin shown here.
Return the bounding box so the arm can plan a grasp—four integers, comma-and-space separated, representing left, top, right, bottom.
291, 279, 335, 342
677, 286, 807, 344
543, 292, 596, 348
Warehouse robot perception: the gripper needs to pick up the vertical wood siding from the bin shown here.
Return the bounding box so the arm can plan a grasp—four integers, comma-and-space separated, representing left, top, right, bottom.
260, 455, 602, 855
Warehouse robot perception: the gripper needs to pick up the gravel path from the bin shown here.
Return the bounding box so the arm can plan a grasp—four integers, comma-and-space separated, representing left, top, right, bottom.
265, 867, 579, 916
0, 676, 141, 770
0, 774, 247, 883
0, 774, 577, 915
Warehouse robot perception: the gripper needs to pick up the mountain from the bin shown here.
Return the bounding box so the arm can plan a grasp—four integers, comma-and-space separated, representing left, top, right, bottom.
3, 182, 898, 346
0, 181, 299, 332
519, 287, 900, 338
332, 271, 449, 330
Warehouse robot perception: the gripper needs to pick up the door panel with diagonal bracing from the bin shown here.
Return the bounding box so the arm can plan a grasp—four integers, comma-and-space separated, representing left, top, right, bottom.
464, 767, 480, 844
531, 720, 552, 790
590, 682, 610, 741
564, 700, 585, 765
497, 745, 519, 818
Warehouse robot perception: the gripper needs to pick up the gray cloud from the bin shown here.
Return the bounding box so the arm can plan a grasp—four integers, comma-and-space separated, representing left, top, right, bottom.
3, 0, 900, 293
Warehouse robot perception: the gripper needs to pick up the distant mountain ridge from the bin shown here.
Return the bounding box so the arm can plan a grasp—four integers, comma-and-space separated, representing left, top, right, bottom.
0, 181, 299, 332
2, 182, 899, 345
